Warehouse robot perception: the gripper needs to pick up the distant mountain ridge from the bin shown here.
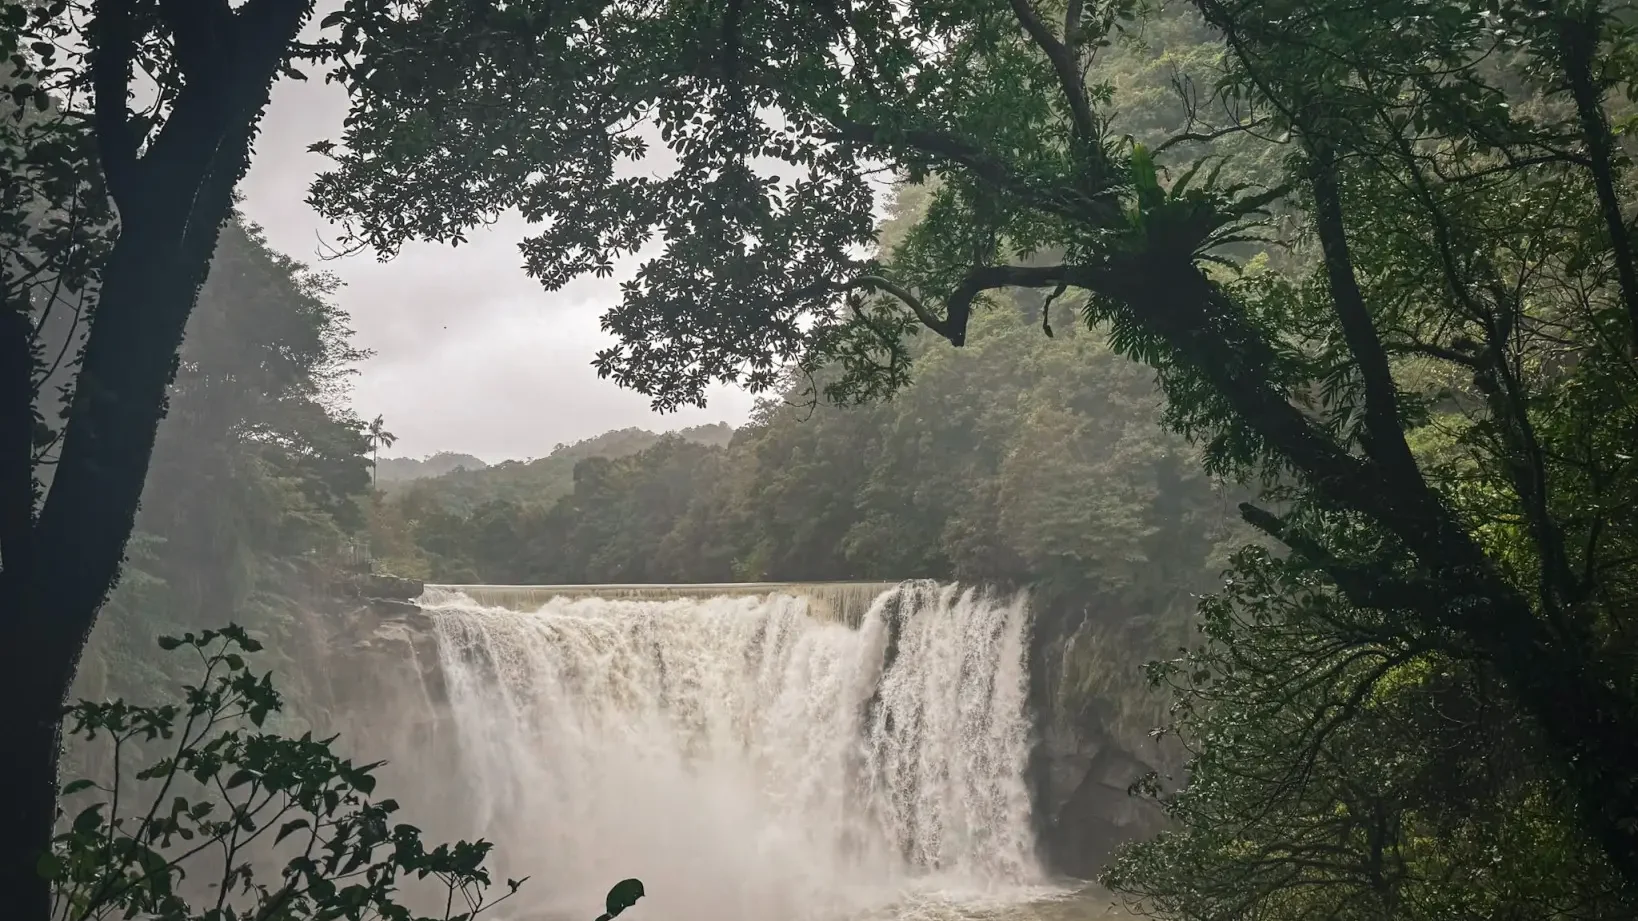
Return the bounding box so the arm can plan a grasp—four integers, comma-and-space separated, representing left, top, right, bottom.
375, 452, 490, 483
376, 422, 736, 511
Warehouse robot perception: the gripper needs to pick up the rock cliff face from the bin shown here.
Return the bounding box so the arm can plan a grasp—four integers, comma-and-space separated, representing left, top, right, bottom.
338, 571, 426, 603
1032, 701, 1164, 877
302, 591, 474, 850
1026, 594, 1169, 879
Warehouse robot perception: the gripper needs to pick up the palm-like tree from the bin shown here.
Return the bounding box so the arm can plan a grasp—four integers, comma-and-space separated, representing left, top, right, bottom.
366, 415, 397, 489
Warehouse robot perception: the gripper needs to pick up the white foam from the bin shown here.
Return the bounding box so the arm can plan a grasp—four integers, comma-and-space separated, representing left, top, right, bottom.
422, 582, 1049, 921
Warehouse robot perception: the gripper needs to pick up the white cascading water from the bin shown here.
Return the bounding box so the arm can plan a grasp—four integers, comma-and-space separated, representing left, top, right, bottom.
418, 581, 1053, 921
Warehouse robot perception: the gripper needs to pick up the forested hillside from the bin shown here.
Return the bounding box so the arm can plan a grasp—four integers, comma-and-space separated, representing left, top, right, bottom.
371, 307, 1240, 598
71, 217, 374, 713
367, 422, 738, 577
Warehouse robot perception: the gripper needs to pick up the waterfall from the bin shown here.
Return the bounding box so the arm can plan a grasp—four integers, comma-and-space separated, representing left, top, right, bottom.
417, 581, 1053, 921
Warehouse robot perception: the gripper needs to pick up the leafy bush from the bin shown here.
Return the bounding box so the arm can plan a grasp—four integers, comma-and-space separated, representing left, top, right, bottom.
43, 626, 523, 921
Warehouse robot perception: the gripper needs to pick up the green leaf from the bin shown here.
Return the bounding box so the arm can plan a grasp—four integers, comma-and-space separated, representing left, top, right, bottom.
71, 802, 105, 834
35, 851, 63, 882
1130, 143, 1158, 193
276, 819, 311, 844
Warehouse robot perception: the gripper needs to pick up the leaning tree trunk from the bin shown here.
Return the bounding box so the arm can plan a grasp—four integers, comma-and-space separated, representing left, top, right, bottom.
0, 1, 313, 916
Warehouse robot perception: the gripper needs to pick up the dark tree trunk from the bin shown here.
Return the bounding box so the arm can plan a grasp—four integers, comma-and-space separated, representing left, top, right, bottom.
0, 1, 312, 915
0, 584, 86, 921
0, 194, 248, 919
1558, 12, 1638, 352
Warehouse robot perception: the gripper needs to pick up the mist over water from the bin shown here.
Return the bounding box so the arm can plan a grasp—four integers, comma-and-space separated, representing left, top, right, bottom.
418, 582, 1063, 921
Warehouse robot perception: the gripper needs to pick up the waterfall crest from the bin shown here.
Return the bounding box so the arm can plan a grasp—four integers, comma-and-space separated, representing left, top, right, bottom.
419, 581, 1048, 921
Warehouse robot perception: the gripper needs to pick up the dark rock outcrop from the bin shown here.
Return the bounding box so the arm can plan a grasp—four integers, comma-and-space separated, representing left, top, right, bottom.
1036, 722, 1160, 878
1027, 593, 1169, 880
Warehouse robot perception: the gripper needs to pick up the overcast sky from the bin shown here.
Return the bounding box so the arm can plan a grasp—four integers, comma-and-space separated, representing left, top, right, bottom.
236, 71, 756, 463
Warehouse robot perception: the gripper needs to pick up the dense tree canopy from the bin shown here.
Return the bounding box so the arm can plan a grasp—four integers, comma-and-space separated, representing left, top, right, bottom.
373, 289, 1236, 596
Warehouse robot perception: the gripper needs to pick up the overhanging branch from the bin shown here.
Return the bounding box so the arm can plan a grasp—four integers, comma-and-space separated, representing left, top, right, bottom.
816, 264, 1098, 346
1239, 503, 1446, 616
846, 275, 953, 340
1307, 150, 1419, 480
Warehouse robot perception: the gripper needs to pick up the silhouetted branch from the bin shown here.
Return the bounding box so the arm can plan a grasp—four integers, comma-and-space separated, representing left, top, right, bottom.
1007, 0, 1100, 148
826, 120, 1121, 224
1306, 149, 1419, 480
90, 0, 139, 205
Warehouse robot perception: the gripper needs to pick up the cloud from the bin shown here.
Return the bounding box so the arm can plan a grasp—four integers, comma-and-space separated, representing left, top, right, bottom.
236, 66, 755, 461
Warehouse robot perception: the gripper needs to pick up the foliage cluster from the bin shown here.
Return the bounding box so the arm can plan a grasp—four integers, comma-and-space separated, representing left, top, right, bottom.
50, 625, 523, 921
374, 454, 488, 487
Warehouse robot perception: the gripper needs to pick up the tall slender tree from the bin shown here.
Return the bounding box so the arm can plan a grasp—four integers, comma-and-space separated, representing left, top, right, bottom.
367, 415, 397, 489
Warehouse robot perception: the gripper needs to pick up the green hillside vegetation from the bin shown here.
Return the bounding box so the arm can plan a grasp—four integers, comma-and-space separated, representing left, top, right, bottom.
368, 423, 736, 578
71, 216, 374, 736
371, 313, 1241, 595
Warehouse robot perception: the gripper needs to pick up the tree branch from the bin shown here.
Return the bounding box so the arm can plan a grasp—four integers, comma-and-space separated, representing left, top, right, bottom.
829, 274, 954, 340
1239, 503, 1445, 615
826, 120, 1122, 225
1558, 13, 1638, 353
1086, 256, 1507, 611
1006, 0, 1100, 148
91, 0, 140, 206
1152, 118, 1272, 156
1368, 90, 1585, 618
1388, 340, 1481, 368
813, 264, 1093, 346
943, 264, 1089, 345
155, 0, 236, 82
1306, 149, 1419, 480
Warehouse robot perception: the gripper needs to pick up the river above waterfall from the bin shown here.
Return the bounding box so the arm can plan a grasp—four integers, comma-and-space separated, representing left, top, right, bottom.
408, 582, 1118, 921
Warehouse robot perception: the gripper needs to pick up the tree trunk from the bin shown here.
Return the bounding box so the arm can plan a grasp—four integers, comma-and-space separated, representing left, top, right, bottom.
0, 3, 311, 913
0, 193, 238, 915
0, 581, 86, 921
1492, 623, 1638, 889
